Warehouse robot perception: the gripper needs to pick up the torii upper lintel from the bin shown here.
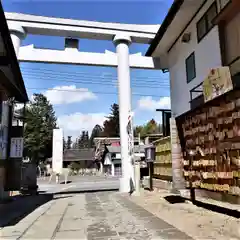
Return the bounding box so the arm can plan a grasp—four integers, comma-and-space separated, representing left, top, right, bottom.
6, 12, 160, 44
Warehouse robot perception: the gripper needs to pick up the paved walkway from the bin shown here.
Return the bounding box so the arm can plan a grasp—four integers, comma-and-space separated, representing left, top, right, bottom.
37, 175, 120, 193
0, 192, 192, 239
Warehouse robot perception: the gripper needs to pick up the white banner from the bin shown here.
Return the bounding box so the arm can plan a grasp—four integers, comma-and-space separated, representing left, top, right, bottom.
52, 129, 63, 174
127, 111, 134, 162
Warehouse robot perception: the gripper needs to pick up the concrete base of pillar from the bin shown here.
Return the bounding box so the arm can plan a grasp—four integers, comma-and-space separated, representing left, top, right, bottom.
119, 177, 130, 193
134, 162, 140, 196
178, 189, 190, 197
132, 190, 141, 196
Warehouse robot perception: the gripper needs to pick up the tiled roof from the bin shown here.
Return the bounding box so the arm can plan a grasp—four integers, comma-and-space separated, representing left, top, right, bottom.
107, 145, 146, 153
63, 148, 95, 161
47, 149, 95, 162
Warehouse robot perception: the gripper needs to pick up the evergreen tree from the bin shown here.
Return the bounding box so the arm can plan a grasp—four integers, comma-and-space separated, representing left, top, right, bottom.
67, 136, 72, 149
134, 119, 161, 137
102, 103, 119, 137
77, 131, 90, 148
90, 124, 103, 147
23, 93, 57, 163
63, 137, 67, 152
72, 138, 78, 149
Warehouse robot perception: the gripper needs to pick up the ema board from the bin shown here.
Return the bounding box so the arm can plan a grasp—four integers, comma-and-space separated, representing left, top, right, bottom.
52, 129, 63, 174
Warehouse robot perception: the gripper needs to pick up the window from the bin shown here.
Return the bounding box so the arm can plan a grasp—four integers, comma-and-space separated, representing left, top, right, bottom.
186, 52, 196, 83
197, 2, 218, 42
224, 12, 240, 75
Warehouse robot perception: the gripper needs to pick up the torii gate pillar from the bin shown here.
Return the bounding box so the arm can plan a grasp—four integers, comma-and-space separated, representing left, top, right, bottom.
8, 22, 26, 57
113, 34, 134, 193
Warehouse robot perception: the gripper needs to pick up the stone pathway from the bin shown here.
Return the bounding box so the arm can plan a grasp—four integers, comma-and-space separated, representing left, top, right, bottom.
0, 192, 192, 239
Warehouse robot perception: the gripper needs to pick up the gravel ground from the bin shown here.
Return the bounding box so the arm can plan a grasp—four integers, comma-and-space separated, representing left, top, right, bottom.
128, 189, 240, 240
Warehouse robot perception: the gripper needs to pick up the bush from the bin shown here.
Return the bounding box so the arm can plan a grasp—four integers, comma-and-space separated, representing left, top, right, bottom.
68, 162, 81, 175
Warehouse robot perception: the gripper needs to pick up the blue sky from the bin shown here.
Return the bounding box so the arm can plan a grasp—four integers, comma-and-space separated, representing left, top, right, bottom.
3, 0, 172, 138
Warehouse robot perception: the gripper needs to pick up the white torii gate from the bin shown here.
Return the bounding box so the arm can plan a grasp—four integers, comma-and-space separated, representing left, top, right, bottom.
6, 12, 163, 193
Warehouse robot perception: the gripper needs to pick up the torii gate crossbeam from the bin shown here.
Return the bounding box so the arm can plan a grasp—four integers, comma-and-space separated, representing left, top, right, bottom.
6, 12, 159, 43
6, 12, 163, 193
17, 45, 161, 69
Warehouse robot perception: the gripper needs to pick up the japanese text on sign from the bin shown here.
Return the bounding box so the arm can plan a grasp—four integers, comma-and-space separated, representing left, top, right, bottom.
10, 137, 24, 158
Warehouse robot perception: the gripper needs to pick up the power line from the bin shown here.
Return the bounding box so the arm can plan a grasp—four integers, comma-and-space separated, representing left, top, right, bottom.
22, 74, 170, 89
20, 67, 170, 84
27, 87, 170, 98
21, 73, 169, 86
21, 66, 169, 80
21, 71, 170, 87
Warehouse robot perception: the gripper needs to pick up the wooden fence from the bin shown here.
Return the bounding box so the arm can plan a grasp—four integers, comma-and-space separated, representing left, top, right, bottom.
153, 136, 172, 181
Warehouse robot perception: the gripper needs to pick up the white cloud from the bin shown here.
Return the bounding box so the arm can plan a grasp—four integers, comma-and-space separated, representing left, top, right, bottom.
57, 112, 106, 139
138, 96, 171, 111
44, 85, 97, 105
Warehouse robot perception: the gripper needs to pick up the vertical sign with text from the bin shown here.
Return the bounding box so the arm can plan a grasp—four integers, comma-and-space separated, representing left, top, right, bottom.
127, 111, 134, 164
10, 137, 24, 158
52, 129, 63, 175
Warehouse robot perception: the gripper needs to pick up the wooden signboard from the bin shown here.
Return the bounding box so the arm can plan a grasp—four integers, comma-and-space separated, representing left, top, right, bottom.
177, 88, 240, 196
203, 67, 233, 103
10, 137, 23, 158
5, 126, 24, 191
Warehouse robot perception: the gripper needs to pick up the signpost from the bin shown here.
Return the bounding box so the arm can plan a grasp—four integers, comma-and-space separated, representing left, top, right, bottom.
145, 145, 155, 191
52, 129, 63, 182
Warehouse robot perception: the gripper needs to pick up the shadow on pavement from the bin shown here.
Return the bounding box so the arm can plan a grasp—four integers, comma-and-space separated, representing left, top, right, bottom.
54, 188, 119, 196
194, 200, 240, 219
60, 180, 72, 184
163, 195, 240, 218
164, 195, 186, 204
0, 193, 72, 228
38, 190, 47, 194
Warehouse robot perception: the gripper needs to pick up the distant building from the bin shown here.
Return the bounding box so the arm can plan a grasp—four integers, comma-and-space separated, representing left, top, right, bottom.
93, 136, 148, 177
93, 137, 142, 163
103, 145, 147, 176
47, 148, 95, 169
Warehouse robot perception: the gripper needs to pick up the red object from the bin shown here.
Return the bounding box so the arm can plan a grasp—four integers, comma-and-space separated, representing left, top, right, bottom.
111, 141, 120, 146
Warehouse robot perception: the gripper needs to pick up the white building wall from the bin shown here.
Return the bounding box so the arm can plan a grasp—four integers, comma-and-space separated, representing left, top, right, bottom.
168, 0, 222, 117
